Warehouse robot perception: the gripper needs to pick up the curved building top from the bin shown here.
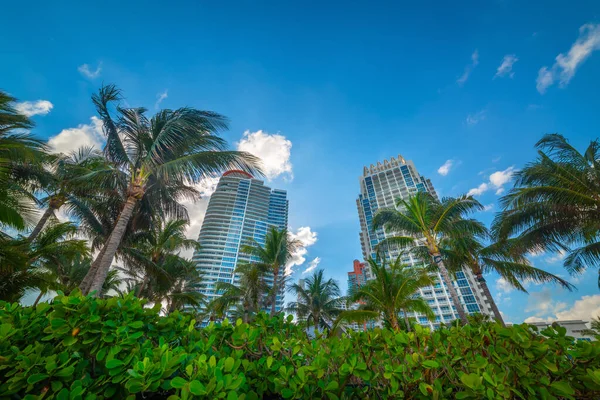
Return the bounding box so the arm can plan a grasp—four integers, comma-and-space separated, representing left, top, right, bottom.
222, 170, 253, 179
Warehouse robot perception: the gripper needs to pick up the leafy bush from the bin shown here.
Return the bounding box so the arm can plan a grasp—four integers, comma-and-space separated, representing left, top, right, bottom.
1, 293, 599, 399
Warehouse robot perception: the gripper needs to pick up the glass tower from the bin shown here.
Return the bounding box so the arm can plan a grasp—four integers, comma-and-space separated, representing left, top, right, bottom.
356, 155, 493, 328
194, 170, 289, 313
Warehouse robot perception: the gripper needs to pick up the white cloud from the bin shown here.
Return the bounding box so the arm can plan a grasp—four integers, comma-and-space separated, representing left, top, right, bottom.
496, 277, 513, 294
457, 49, 479, 86
468, 166, 515, 197
483, 203, 494, 212
286, 226, 318, 276
525, 288, 568, 318
467, 183, 489, 197
155, 90, 168, 109
437, 160, 454, 176
466, 109, 486, 126
237, 130, 293, 181
48, 117, 104, 154
302, 257, 321, 275
78, 62, 102, 79
536, 23, 600, 94
524, 293, 600, 323
494, 54, 518, 78
545, 249, 567, 264
15, 100, 53, 117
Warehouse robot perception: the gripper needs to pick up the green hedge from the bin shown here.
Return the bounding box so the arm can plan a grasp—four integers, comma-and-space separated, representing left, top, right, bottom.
1, 293, 599, 399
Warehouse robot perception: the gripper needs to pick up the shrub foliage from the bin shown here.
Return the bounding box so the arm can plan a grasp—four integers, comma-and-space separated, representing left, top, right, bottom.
1, 293, 599, 399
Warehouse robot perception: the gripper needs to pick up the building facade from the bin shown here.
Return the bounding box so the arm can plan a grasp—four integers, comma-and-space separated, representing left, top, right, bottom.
527, 320, 594, 341
356, 155, 493, 328
193, 170, 289, 313
347, 259, 368, 297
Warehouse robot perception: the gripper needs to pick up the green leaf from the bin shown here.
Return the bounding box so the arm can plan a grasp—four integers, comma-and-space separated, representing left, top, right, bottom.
57, 388, 70, 400
550, 381, 575, 395
224, 357, 234, 372
325, 381, 339, 391
267, 356, 273, 368
63, 336, 77, 346
460, 373, 480, 390
51, 318, 67, 328
171, 377, 187, 389
27, 373, 49, 384
106, 359, 124, 369
281, 389, 294, 398
96, 348, 107, 361
55, 366, 75, 378
422, 360, 439, 368
189, 380, 206, 396
227, 391, 238, 400
129, 321, 144, 329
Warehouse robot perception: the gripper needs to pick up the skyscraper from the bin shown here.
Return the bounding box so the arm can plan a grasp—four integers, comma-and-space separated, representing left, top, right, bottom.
356, 155, 493, 328
193, 170, 289, 312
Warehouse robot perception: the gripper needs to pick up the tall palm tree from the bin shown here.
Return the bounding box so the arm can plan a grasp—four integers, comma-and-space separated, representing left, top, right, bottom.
79, 84, 260, 295
373, 192, 485, 324
213, 263, 270, 323
241, 227, 299, 316
493, 134, 600, 289
339, 257, 435, 331
287, 269, 345, 330
435, 236, 574, 326
0, 90, 46, 231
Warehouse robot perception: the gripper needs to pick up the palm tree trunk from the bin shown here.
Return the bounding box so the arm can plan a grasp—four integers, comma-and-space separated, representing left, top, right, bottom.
32, 290, 45, 307
403, 309, 411, 332
476, 272, 505, 327
269, 266, 279, 316
28, 207, 55, 241
80, 243, 108, 294
137, 276, 149, 298
433, 253, 468, 325
390, 313, 400, 331
87, 196, 138, 296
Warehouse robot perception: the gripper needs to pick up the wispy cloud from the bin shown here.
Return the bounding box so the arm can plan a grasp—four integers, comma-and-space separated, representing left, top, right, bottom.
536, 23, 600, 94
483, 204, 494, 212
155, 90, 168, 109
302, 257, 321, 274
467, 166, 515, 197
15, 100, 53, 117
466, 109, 486, 126
494, 54, 518, 78
545, 249, 567, 264
286, 227, 318, 276
457, 49, 479, 86
437, 160, 454, 176
77, 62, 102, 79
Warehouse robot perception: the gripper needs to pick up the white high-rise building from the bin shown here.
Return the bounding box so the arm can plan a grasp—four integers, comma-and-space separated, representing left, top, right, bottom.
356, 155, 493, 328
194, 170, 288, 313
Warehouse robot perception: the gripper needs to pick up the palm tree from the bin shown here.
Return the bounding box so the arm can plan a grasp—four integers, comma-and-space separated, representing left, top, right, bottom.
0, 90, 46, 231
213, 263, 270, 323
79, 84, 260, 295
580, 316, 600, 338
287, 270, 345, 330
493, 134, 600, 289
27, 147, 107, 241
241, 227, 299, 316
436, 236, 574, 326
119, 219, 199, 298
340, 257, 435, 331
373, 192, 485, 324
0, 222, 89, 302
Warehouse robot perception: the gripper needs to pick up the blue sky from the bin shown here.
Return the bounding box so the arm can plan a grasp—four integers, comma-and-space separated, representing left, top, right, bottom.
3, 1, 600, 323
